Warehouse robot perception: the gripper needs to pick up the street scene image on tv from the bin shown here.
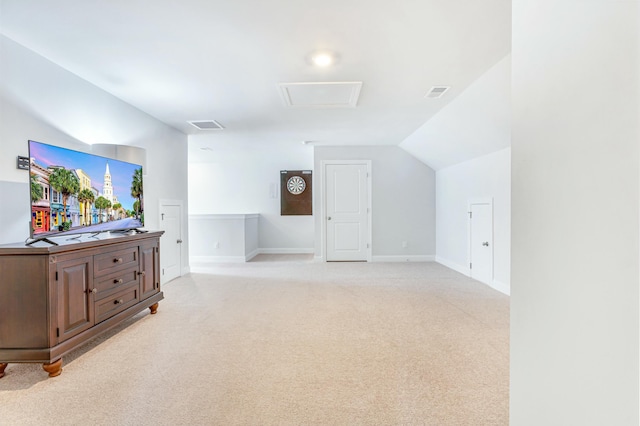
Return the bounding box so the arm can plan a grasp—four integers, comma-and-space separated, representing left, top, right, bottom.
29, 140, 144, 237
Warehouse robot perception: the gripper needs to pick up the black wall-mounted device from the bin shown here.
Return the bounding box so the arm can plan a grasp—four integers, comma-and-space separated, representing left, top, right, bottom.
17, 156, 29, 170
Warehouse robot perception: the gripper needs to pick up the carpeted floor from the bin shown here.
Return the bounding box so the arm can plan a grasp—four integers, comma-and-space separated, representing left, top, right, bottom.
0, 255, 509, 425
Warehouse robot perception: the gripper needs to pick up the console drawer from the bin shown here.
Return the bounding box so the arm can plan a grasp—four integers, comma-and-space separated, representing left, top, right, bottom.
95, 267, 139, 300
94, 246, 138, 277
95, 283, 139, 324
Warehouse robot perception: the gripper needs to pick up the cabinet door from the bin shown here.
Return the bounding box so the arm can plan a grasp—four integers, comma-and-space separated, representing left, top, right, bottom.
139, 240, 160, 300
56, 256, 94, 342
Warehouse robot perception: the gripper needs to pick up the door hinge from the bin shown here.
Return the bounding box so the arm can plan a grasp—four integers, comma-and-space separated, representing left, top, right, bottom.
470, 263, 472, 269
155, 247, 159, 253
162, 268, 165, 275
55, 271, 58, 281
468, 211, 472, 219
367, 243, 370, 248
56, 328, 60, 337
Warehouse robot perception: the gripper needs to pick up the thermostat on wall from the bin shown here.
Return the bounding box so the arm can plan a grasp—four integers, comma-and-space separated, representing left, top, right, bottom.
17, 156, 29, 170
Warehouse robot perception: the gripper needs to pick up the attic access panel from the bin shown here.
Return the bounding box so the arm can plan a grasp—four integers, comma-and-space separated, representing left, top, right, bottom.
281, 170, 312, 215
279, 82, 362, 108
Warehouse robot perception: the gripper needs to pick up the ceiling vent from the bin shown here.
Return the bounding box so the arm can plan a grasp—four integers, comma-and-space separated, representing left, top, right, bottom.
279, 82, 362, 108
425, 86, 450, 99
188, 120, 224, 130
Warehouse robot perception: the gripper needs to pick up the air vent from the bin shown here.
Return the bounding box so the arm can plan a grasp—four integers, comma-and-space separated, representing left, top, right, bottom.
425, 86, 450, 98
188, 120, 224, 130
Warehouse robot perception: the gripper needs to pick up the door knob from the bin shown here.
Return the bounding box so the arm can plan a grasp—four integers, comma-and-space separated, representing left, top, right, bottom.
177, 239, 183, 244
328, 217, 332, 220
482, 242, 489, 247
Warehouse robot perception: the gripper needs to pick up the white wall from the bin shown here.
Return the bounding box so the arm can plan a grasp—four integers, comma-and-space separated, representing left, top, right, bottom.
313, 145, 435, 261
189, 214, 259, 262
398, 49, 511, 292
511, 3, 639, 425
188, 136, 314, 252
0, 36, 190, 272
400, 54, 511, 170
436, 148, 510, 294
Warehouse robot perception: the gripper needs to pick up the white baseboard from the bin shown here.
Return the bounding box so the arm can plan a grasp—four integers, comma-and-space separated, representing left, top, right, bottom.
314, 255, 324, 263
435, 256, 470, 276
435, 256, 509, 295
371, 255, 435, 262
190, 255, 247, 264
489, 280, 510, 296
474, 277, 510, 296
245, 249, 259, 262
190, 249, 312, 264
257, 248, 314, 254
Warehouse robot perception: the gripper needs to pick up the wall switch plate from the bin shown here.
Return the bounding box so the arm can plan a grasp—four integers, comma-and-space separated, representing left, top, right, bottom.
17, 156, 29, 170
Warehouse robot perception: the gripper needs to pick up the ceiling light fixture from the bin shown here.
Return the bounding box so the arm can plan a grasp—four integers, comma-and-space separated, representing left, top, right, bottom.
312, 53, 333, 67
308, 50, 338, 67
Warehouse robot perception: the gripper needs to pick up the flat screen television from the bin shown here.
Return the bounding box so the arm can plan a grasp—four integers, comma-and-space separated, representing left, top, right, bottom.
28, 140, 144, 244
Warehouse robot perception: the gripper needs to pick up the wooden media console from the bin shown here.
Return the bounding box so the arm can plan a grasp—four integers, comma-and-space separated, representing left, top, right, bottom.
0, 231, 164, 378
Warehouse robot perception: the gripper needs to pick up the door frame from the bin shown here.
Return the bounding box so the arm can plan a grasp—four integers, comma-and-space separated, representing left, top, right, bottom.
467, 197, 493, 282
320, 160, 372, 262
158, 199, 186, 283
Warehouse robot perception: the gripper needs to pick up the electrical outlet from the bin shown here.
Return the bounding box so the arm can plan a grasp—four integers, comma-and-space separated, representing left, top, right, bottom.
214, 241, 220, 249
402, 241, 408, 248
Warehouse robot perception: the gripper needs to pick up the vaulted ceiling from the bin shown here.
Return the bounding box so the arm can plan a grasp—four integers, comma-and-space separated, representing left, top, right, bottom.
1, 0, 511, 168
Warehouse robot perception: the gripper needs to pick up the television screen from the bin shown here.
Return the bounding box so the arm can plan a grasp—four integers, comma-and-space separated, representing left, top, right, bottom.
28, 140, 144, 239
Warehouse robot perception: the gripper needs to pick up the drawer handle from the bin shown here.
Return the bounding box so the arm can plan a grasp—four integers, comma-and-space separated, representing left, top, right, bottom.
114, 278, 123, 284
138, 271, 146, 276
114, 299, 124, 305
113, 258, 123, 264
86, 288, 97, 294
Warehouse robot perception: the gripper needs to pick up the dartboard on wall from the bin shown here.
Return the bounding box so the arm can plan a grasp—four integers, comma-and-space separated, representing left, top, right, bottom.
281, 170, 312, 215
287, 176, 306, 195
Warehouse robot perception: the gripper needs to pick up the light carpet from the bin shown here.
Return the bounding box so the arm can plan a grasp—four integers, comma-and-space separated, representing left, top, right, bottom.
0, 255, 509, 425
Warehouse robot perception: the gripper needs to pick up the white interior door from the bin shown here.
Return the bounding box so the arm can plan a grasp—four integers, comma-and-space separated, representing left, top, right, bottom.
469, 202, 493, 285
159, 202, 182, 283
325, 163, 369, 261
